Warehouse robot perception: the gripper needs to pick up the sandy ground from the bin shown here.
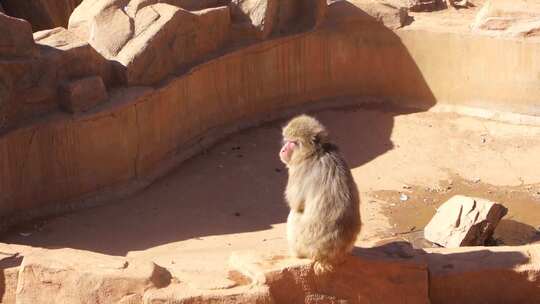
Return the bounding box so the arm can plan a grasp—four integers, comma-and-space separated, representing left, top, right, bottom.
3, 104, 540, 288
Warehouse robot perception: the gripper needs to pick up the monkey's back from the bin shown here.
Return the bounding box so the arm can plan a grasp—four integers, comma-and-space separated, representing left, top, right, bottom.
286, 149, 361, 262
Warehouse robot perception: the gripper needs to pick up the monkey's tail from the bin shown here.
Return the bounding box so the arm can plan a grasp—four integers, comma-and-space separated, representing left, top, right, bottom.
313, 260, 335, 276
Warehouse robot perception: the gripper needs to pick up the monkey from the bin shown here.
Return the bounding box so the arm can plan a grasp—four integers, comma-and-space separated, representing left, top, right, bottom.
279, 114, 361, 273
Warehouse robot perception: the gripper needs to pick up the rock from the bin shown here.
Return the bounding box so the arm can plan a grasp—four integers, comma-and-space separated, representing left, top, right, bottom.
1, 0, 83, 31
163, 0, 226, 11
274, 0, 327, 34
34, 27, 114, 87
326, 0, 410, 30
0, 13, 37, 58
230, 0, 279, 39
471, 0, 540, 37
59, 76, 109, 113
126, 0, 226, 12
230, 251, 429, 303
0, 249, 24, 304
424, 195, 508, 248
423, 245, 540, 304
405, 0, 439, 12
143, 283, 273, 304
230, 0, 327, 39
15, 248, 172, 304
69, 0, 230, 85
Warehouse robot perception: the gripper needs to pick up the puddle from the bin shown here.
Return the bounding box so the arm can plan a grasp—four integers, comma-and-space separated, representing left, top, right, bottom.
372, 175, 540, 247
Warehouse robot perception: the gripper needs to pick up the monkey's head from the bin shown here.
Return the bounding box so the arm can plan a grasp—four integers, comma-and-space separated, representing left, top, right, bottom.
279, 114, 329, 166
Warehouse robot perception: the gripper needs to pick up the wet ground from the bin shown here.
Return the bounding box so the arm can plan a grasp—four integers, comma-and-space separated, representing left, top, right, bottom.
373, 175, 540, 247
3, 103, 540, 281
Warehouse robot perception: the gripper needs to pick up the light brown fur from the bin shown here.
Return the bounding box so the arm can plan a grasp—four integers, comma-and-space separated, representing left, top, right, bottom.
279, 114, 361, 272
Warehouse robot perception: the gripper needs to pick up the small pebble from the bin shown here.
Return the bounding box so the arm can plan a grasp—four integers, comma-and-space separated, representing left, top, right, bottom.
399, 193, 409, 201
234, 212, 241, 217
402, 185, 412, 190
472, 177, 481, 183
19, 232, 32, 237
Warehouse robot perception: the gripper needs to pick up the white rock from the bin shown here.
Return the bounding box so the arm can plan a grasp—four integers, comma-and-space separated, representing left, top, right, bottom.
424, 195, 507, 248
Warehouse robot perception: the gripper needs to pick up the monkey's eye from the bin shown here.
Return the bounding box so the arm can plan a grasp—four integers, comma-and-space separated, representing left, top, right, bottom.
283, 139, 297, 145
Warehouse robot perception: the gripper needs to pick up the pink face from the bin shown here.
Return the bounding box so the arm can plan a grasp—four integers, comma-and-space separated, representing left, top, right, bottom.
279, 139, 297, 164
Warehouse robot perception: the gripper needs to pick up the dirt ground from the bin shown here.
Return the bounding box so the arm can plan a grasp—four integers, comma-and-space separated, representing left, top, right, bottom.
3, 104, 540, 287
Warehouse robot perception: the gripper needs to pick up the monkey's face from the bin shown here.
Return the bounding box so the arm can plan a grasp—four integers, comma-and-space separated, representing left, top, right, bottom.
279, 138, 298, 164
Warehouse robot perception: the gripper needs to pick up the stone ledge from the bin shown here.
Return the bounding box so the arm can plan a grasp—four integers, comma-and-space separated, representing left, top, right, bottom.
230, 250, 429, 304
2, 244, 540, 303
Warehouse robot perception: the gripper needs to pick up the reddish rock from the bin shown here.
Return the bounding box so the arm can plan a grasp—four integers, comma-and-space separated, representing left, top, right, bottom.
0, 13, 37, 58
230, 251, 430, 304
274, 0, 327, 34
143, 283, 273, 304
424, 195, 508, 248
59, 76, 109, 113
1, 0, 83, 31
15, 248, 171, 304
423, 245, 540, 304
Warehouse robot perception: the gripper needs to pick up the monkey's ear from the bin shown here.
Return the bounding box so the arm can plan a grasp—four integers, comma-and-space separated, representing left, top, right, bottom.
312, 130, 328, 144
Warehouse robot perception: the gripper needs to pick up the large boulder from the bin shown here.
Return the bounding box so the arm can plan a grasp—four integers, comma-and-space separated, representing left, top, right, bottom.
1, 0, 83, 31
15, 248, 171, 304
424, 195, 508, 248
0, 13, 37, 58
69, 0, 231, 85
230, 251, 429, 303
471, 0, 540, 37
